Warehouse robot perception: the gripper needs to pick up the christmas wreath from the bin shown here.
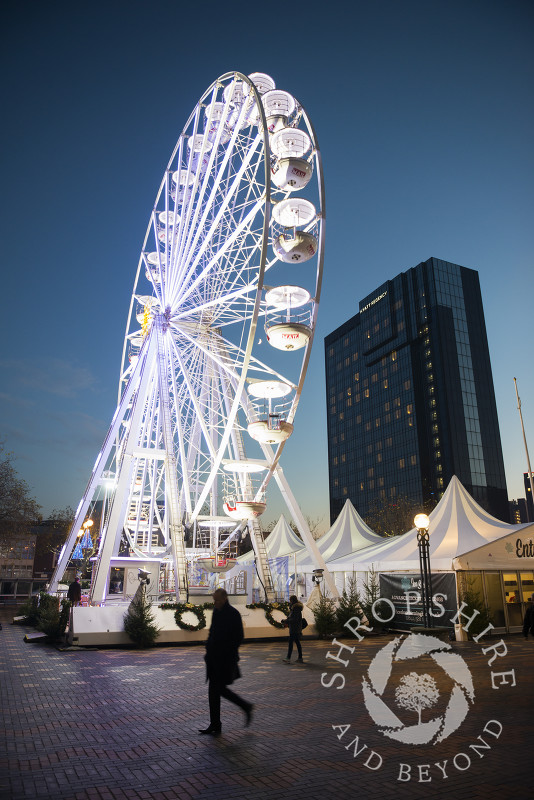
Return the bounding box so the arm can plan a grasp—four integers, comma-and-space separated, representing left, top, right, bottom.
246, 601, 291, 628
166, 602, 207, 631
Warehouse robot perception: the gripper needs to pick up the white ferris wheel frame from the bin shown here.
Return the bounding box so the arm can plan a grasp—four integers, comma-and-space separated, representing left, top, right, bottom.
49, 71, 337, 601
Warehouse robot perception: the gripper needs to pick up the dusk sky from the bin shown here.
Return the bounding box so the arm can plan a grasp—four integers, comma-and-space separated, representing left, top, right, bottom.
2, 0, 533, 532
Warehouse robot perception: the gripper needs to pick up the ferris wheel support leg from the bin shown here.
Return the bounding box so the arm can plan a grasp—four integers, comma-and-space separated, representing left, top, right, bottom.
272, 465, 339, 599
48, 340, 150, 595
155, 316, 188, 602
91, 334, 159, 604
90, 455, 136, 603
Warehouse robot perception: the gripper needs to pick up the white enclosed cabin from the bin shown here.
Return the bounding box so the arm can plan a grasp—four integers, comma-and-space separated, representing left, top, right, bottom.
262, 90, 296, 133
265, 285, 312, 352
242, 73, 277, 127
145, 266, 162, 285
272, 197, 317, 228
273, 230, 318, 263
221, 460, 268, 520
272, 159, 314, 191
172, 168, 195, 187
187, 134, 213, 154
247, 419, 294, 444
266, 323, 311, 352
223, 500, 267, 520
190, 151, 210, 177
204, 101, 231, 145
135, 295, 158, 323
246, 379, 294, 444
223, 80, 254, 130
145, 252, 166, 283
270, 128, 314, 191
248, 72, 276, 95
196, 556, 238, 573
158, 210, 179, 227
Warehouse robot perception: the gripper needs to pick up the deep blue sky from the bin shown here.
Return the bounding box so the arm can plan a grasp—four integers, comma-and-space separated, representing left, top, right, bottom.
1, 0, 533, 530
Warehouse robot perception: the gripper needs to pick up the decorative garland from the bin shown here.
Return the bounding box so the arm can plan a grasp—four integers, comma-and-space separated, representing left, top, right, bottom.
158, 600, 292, 631
160, 601, 213, 631
246, 601, 291, 629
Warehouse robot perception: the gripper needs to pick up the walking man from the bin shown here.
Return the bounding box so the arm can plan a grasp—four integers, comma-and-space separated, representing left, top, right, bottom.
282, 594, 304, 664
199, 588, 253, 735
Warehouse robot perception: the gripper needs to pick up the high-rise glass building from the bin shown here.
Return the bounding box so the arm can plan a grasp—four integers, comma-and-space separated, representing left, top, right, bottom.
324, 257, 508, 523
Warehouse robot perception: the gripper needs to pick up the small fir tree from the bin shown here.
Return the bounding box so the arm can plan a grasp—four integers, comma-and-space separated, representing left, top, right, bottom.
312, 592, 338, 638
123, 584, 161, 648
336, 576, 364, 635
18, 595, 39, 626
36, 592, 71, 641
361, 568, 391, 631
458, 578, 493, 640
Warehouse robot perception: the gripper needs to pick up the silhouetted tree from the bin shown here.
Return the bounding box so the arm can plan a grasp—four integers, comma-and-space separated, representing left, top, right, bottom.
364, 496, 436, 538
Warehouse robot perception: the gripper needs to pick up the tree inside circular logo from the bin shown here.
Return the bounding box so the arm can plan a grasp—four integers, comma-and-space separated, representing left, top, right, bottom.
362, 634, 474, 745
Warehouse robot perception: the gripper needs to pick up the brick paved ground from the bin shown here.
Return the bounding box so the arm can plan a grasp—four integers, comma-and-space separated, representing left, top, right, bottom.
1, 607, 532, 800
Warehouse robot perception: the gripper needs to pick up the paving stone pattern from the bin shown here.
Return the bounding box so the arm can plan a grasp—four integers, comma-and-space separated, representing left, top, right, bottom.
1, 608, 532, 800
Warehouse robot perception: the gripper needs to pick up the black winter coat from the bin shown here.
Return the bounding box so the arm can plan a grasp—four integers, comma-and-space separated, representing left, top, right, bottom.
67, 581, 82, 602
205, 601, 244, 685
284, 601, 304, 636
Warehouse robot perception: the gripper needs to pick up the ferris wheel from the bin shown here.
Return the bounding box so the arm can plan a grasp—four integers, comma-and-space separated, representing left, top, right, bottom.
49, 71, 336, 603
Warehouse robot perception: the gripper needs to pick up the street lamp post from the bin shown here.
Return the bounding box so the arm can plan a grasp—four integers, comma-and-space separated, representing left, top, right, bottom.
414, 513, 432, 628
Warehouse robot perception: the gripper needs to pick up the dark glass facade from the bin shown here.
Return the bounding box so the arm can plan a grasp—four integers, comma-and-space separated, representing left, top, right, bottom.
325, 257, 509, 523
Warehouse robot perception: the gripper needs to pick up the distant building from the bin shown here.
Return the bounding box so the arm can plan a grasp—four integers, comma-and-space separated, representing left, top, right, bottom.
32, 521, 66, 580
509, 498, 528, 524
524, 472, 534, 521
0, 531, 35, 580
325, 257, 509, 523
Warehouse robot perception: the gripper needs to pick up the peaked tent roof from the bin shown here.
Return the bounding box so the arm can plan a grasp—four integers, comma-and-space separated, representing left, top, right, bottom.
237, 515, 304, 564
295, 499, 384, 566
327, 476, 533, 572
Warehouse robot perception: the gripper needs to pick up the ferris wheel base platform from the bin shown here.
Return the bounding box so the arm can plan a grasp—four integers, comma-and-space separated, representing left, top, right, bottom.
68, 599, 315, 647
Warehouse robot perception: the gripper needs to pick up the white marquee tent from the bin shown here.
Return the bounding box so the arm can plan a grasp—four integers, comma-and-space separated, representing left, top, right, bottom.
237, 514, 304, 565
295, 498, 384, 567
326, 476, 534, 573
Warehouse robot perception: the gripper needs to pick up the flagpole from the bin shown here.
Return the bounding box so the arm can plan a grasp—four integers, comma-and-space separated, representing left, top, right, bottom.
514, 377, 534, 521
